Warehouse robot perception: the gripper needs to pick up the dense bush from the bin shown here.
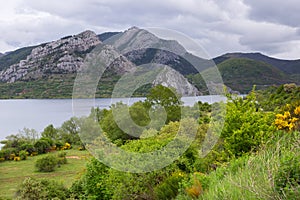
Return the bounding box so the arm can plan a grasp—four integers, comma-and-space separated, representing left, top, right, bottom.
16, 177, 68, 200
19, 143, 35, 154
35, 154, 58, 172
18, 150, 27, 160
34, 139, 51, 154
154, 172, 184, 200
57, 151, 67, 165
221, 92, 276, 157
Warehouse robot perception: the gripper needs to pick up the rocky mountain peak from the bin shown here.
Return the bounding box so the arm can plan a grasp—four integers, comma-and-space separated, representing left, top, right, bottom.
0, 30, 101, 83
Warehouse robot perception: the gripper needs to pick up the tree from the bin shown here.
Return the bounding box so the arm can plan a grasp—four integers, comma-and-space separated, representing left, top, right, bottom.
58, 117, 81, 145
41, 125, 58, 140
146, 85, 182, 123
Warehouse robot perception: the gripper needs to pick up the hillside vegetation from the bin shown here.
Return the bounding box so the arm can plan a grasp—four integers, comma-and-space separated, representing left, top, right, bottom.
0, 84, 299, 199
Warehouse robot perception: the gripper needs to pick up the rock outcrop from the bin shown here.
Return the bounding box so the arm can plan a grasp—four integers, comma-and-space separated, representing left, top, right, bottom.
0, 30, 101, 83
153, 66, 200, 96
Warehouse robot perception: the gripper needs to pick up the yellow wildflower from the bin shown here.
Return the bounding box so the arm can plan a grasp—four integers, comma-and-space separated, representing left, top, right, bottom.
294, 106, 300, 116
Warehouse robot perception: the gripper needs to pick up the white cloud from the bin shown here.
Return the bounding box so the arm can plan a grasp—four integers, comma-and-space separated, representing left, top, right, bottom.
0, 0, 300, 59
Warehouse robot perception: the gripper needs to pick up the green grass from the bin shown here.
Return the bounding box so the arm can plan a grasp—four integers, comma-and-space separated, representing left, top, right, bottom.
0, 149, 90, 199
196, 132, 300, 200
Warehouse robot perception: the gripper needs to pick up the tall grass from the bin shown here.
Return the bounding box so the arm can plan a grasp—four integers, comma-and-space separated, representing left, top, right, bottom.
191, 131, 300, 200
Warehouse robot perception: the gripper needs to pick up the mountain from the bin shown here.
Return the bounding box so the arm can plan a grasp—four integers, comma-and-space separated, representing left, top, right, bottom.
0, 53, 3, 58
213, 52, 300, 74
0, 31, 101, 83
0, 27, 299, 99
0, 28, 201, 98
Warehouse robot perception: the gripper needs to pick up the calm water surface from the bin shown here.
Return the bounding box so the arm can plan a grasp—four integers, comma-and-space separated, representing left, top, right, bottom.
0, 96, 226, 142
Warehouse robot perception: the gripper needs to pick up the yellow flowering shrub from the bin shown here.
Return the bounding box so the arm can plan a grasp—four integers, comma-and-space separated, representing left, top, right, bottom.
275, 105, 300, 131
61, 142, 71, 150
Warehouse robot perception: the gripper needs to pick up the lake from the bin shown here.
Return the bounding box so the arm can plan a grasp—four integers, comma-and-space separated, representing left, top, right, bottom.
0, 95, 226, 142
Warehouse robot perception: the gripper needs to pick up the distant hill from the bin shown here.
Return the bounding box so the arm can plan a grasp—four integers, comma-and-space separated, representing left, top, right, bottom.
204, 58, 291, 93
213, 52, 300, 74
0, 46, 38, 71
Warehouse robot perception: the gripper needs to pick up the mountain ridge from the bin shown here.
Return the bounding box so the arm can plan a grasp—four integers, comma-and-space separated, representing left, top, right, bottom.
0, 27, 299, 98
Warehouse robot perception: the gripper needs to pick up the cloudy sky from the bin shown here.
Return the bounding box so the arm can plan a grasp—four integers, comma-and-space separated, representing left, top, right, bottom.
1, 0, 300, 59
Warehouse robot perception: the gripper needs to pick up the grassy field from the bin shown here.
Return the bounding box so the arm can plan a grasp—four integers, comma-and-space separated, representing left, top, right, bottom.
0, 149, 90, 199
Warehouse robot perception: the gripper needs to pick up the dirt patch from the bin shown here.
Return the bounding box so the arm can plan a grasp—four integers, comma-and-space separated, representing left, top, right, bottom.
66, 156, 81, 159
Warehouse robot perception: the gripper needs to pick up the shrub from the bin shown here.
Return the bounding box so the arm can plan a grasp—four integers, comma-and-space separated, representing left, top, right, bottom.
16, 177, 68, 200
154, 172, 184, 200
34, 139, 51, 154
57, 152, 67, 165
0, 148, 17, 160
14, 156, 21, 161
221, 92, 275, 157
20, 143, 35, 154
19, 150, 27, 160
35, 154, 58, 172
54, 141, 64, 150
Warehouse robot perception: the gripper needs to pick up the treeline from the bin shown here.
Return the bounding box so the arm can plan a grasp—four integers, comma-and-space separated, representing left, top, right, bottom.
0, 117, 84, 162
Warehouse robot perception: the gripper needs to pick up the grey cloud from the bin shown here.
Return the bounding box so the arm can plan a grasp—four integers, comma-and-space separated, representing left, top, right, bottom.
244, 0, 300, 27
0, 0, 300, 59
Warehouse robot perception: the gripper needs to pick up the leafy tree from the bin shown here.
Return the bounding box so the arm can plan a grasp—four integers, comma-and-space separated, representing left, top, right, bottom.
146, 85, 182, 123
41, 124, 58, 140
58, 117, 82, 145
100, 103, 138, 144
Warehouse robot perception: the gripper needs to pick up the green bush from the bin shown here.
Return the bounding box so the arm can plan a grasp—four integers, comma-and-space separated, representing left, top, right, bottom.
20, 143, 35, 154
34, 139, 51, 154
154, 172, 184, 200
16, 177, 68, 200
221, 92, 275, 157
57, 152, 67, 165
19, 150, 27, 160
0, 148, 18, 160
35, 154, 58, 172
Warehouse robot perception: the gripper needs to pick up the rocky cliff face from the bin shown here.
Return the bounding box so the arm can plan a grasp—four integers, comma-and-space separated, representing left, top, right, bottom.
0, 30, 101, 83
153, 66, 200, 96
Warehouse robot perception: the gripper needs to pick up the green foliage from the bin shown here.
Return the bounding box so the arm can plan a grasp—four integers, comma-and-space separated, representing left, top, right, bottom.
146, 85, 182, 123
194, 131, 300, 200
15, 177, 68, 200
154, 172, 184, 200
35, 154, 58, 172
57, 152, 67, 165
256, 84, 300, 111
34, 139, 51, 154
202, 58, 290, 93
82, 158, 111, 199
18, 150, 27, 160
100, 103, 137, 144
0, 148, 17, 160
58, 117, 82, 145
275, 149, 300, 198
221, 92, 276, 157
19, 143, 35, 154
41, 124, 58, 140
